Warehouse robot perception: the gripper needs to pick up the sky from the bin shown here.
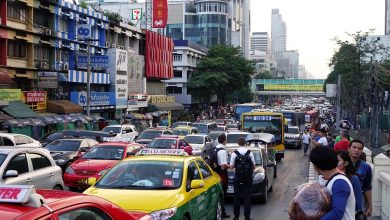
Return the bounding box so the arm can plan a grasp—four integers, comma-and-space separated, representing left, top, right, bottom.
250, 0, 385, 79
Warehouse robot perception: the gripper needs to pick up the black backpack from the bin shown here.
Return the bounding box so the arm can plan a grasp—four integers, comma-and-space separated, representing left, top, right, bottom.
206, 146, 224, 173
234, 150, 253, 182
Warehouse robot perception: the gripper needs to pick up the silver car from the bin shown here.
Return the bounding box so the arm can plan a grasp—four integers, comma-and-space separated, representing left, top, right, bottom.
0, 147, 64, 189
184, 134, 213, 156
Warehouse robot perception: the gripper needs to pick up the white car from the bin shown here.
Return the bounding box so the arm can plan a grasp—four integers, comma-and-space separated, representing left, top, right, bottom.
184, 134, 213, 156
226, 131, 250, 148
0, 133, 42, 148
0, 147, 64, 189
101, 124, 139, 141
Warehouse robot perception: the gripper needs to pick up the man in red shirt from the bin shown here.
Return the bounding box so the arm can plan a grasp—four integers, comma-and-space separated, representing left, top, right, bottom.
334, 129, 350, 152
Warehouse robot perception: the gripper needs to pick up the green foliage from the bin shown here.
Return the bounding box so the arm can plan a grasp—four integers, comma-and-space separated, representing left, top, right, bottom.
254, 70, 273, 79
188, 45, 255, 105
104, 10, 123, 24
79, 0, 88, 9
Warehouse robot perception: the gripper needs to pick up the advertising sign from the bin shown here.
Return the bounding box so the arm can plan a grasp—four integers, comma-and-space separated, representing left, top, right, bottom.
0, 89, 21, 101
326, 84, 337, 97
77, 55, 109, 68
24, 91, 45, 103
37, 72, 58, 89
70, 92, 115, 107
152, 0, 168, 28
132, 9, 142, 20
108, 48, 128, 109
263, 84, 323, 91
77, 24, 91, 40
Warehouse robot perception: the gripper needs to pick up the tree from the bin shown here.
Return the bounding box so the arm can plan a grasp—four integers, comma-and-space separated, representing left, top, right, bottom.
104, 10, 123, 24
188, 45, 255, 105
79, 0, 88, 9
254, 70, 273, 79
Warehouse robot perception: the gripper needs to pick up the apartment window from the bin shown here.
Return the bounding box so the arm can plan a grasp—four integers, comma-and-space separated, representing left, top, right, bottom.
7, 4, 26, 22
129, 38, 135, 48
166, 86, 182, 94
8, 41, 27, 58
173, 54, 182, 62
174, 70, 182, 78
59, 19, 68, 32
34, 45, 50, 61
56, 50, 69, 63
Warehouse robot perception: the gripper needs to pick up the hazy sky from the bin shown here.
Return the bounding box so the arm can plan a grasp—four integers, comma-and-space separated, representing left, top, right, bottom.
250, 0, 385, 79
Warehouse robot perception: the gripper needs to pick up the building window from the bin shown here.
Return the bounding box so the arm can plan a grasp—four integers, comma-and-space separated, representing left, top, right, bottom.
34, 45, 50, 61
7, 4, 26, 22
59, 19, 68, 32
7, 41, 27, 58
174, 70, 182, 78
173, 54, 182, 62
166, 86, 182, 94
129, 38, 135, 48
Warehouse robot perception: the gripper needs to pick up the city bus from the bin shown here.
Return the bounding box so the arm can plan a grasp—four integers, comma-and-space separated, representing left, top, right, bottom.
234, 103, 263, 121
241, 112, 285, 161
305, 109, 320, 129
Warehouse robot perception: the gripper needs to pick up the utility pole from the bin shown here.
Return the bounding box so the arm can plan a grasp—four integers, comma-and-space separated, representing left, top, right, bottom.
370, 60, 379, 148
336, 74, 341, 128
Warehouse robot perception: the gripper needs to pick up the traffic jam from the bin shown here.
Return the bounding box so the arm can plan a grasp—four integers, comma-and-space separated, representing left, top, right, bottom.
0, 97, 333, 220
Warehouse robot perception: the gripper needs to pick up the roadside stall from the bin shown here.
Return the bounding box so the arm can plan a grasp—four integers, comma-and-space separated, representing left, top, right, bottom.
28, 118, 46, 140
2, 119, 31, 136
39, 116, 58, 133
91, 115, 106, 131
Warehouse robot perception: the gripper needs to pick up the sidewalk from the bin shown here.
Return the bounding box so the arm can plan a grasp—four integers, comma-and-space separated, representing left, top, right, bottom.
308, 162, 382, 220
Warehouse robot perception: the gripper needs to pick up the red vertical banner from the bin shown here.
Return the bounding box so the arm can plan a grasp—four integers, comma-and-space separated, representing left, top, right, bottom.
152, 0, 168, 28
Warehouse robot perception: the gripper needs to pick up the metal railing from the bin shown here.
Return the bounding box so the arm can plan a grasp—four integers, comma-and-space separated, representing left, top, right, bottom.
378, 171, 390, 220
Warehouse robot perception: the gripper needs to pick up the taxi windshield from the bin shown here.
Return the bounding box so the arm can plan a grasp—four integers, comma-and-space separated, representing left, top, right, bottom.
95, 160, 183, 189
185, 136, 203, 144
82, 146, 125, 160
0, 153, 6, 167
148, 139, 177, 149
173, 129, 189, 136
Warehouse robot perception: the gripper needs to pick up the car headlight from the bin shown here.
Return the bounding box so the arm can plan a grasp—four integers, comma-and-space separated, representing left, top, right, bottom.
98, 168, 109, 176
139, 207, 177, 220
253, 173, 265, 183
65, 166, 75, 174
55, 159, 66, 165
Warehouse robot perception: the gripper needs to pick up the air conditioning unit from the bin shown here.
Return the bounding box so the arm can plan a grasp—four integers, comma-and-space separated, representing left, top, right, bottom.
63, 62, 69, 70
105, 42, 110, 48
46, 29, 52, 36
111, 44, 116, 48
120, 46, 125, 50
79, 44, 87, 51
95, 47, 103, 54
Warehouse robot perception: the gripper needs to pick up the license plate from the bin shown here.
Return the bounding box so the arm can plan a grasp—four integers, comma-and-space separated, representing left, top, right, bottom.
227, 185, 234, 193
78, 178, 87, 184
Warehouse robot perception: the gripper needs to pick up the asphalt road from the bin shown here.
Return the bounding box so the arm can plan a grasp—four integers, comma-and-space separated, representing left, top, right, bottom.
225, 148, 309, 220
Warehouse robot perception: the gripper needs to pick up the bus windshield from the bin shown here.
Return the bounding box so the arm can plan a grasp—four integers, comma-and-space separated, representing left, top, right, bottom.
242, 115, 283, 142
235, 104, 262, 120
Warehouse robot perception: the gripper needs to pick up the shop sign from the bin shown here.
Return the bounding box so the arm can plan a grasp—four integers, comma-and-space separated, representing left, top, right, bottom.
70, 92, 115, 107
149, 95, 175, 104
263, 84, 323, 91
24, 91, 45, 102
77, 55, 109, 68
0, 89, 21, 101
37, 72, 58, 89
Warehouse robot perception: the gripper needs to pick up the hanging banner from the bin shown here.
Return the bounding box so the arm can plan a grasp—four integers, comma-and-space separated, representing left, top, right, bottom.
152, 0, 168, 28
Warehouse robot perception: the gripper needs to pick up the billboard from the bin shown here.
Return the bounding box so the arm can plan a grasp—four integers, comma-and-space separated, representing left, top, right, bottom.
145, 30, 173, 79
0, 89, 21, 101
70, 92, 115, 106
262, 84, 323, 91
108, 48, 128, 109
37, 72, 58, 89
326, 84, 337, 97
152, 0, 167, 28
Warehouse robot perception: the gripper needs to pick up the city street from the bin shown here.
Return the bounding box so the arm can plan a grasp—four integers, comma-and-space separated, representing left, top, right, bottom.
226, 148, 310, 219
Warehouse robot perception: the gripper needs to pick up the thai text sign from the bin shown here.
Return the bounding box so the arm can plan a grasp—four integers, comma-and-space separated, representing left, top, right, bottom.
152, 0, 167, 28
24, 91, 46, 103
37, 72, 58, 89
0, 89, 21, 101
77, 55, 109, 68
263, 84, 324, 91
70, 92, 115, 106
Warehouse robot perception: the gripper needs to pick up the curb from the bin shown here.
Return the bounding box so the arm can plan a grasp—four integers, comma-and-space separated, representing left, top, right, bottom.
308, 162, 316, 183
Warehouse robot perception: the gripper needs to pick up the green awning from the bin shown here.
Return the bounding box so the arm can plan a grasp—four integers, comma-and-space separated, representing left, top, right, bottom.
2, 101, 39, 118
148, 102, 184, 111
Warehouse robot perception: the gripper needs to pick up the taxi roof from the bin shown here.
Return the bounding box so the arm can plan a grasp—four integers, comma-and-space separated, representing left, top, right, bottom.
124, 155, 196, 163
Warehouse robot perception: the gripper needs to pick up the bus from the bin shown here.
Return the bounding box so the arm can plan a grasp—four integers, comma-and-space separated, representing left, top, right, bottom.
305, 109, 320, 129
234, 103, 263, 121
241, 112, 285, 161
281, 110, 305, 132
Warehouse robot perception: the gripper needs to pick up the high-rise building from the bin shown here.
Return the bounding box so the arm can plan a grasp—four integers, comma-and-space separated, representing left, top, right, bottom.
229, 0, 251, 58
250, 32, 274, 71
386, 0, 390, 35
271, 9, 286, 58
250, 32, 271, 52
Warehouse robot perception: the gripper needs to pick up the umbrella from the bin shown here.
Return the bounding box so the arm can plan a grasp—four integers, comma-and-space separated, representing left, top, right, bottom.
75, 115, 88, 123
2, 119, 24, 128
91, 115, 105, 122
40, 116, 58, 125
82, 115, 93, 122
28, 118, 46, 127
19, 118, 34, 126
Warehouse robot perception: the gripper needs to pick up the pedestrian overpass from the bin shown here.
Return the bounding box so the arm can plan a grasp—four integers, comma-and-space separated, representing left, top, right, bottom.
251, 79, 325, 96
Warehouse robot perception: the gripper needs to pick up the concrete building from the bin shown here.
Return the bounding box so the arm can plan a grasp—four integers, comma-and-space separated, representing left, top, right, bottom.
250, 32, 274, 71
365, 35, 390, 61
271, 9, 286, 58
163, 40, 207, 106
299, 65, 307, 79
386, 0, 390, 35
283, 50, 299, 78
229, 0, 251, 58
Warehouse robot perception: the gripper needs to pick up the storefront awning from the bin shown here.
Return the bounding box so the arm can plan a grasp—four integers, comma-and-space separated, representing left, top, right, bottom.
0, 73, 14, 85
0, 112, 13, 121
2, 101, 39, 118
47, 100, 83, 114
148, 102, 184, 112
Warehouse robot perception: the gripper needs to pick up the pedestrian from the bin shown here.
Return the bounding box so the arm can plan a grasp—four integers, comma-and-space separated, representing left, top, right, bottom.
348, 140, 372, 217
229, 137, 255, 220
335, 128, 353, 143
334, 129, 350, 152
312, 128, 328, 147
309, 146, 355, 220
302, 130, 311, 156
215, 133, 231, 218
336, 151, 366, 220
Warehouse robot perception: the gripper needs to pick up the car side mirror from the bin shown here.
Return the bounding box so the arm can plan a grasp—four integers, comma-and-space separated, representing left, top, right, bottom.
190, 179, 205, 189
122, 131, 126, 134
79, 147, 89, 153
3, 170, 18, 179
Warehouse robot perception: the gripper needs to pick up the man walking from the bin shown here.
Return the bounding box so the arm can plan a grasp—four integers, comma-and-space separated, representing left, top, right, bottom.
348, 139, 372, 217
229, 137, 255, 220
302, 130, 311, 156
216, 133, 231, 218
334, 129, 350, 152
312, 128, 328, 147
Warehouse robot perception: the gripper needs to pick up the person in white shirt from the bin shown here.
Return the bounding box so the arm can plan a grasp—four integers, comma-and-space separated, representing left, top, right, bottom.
302, 130, 311, 156
215, 133, 231, 218
229, 137, 255, 220
312, 128, 329, 147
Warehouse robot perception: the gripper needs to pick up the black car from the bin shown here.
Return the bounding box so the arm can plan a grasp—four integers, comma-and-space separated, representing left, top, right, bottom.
226, 146, 275, 203
43, 138, 99, 171
134, 128, 173, 145
40, 130, 115, 146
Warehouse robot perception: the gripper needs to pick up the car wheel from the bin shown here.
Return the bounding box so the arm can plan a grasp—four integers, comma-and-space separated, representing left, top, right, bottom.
274, 165, 277, 178
259, 182, 268, 204
268, 185, 273, 192
215, 198, 222, 220
52, 185, 63, 190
